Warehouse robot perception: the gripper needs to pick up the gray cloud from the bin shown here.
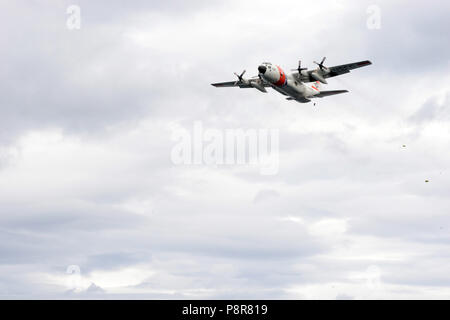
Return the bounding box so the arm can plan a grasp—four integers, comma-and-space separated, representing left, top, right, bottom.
409, 94, 450, 124
0, 0, 450, 299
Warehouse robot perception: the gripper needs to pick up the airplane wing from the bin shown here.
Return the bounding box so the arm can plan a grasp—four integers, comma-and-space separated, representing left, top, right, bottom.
211, 81, 253, 88
314, 90, 348, 97
211, 77, 270, 90
324, 60, 372, 79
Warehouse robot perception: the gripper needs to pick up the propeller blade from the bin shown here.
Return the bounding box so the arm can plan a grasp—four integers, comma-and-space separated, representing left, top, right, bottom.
314, 57, 327, 70
234, 70, 246, 85
292, 60, 307, 72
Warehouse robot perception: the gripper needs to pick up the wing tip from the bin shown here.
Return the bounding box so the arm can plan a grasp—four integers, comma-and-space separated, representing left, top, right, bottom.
358, 60, 372, 66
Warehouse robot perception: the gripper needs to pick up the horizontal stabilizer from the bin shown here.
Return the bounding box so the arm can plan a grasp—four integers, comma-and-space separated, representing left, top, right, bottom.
314, 90, 348, 98
286, 97, 310, 103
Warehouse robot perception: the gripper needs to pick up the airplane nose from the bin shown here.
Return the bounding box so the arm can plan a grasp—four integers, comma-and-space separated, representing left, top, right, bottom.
258, 65, 267, 74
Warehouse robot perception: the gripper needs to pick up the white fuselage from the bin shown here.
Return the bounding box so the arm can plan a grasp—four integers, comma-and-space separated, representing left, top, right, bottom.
258, 62, 320, 101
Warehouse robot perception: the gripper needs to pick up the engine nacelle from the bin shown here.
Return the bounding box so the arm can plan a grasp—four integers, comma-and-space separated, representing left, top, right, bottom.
311, 72, 328, 84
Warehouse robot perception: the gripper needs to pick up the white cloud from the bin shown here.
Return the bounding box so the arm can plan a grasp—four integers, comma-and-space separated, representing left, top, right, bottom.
0, 0, 449, 299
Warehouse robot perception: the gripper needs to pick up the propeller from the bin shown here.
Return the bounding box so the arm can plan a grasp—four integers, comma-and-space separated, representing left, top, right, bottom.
313, 57, 327, 71
234, 70, 246, 85
293, 60, 308, 73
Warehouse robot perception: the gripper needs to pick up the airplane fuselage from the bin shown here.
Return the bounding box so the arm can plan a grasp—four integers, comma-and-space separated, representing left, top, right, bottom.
258, 62, 319, 102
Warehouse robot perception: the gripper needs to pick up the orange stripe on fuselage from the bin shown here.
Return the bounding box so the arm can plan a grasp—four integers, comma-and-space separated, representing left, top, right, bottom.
275, 65, 287, 86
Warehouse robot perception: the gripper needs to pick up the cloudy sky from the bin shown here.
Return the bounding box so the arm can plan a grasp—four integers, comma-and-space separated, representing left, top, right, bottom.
0, 0, 449, 299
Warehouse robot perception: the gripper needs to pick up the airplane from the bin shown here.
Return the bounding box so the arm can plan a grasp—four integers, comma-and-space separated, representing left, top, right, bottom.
211, 57, 372, 103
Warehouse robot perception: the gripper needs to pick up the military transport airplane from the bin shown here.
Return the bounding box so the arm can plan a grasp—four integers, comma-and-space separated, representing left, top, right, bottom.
211, 57, 371, 103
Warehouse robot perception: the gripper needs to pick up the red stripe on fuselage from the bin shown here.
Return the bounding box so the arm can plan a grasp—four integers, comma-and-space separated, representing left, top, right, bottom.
275, 65, 287, 86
